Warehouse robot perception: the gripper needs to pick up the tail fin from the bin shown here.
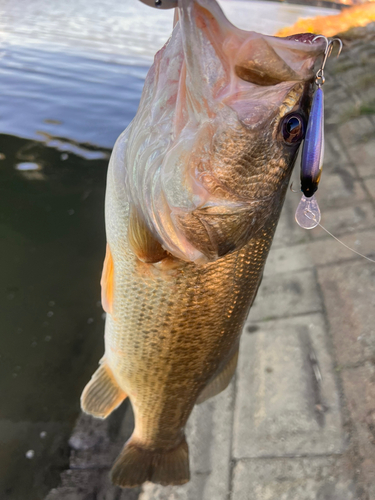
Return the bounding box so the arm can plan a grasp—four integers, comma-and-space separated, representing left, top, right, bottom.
111, 437, 190, 487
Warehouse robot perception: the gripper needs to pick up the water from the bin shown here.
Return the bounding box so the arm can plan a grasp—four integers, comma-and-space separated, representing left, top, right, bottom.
0, 0, 336, 498
0, 0, 335, 149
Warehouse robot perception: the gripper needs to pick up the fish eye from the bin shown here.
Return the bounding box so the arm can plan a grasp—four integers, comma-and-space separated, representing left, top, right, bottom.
281, 114, 305, 144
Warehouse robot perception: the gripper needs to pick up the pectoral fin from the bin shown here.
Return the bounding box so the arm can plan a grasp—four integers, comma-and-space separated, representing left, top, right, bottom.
81, 362, 127, 419
128, 207, 168, 263
196, 348, 239, 404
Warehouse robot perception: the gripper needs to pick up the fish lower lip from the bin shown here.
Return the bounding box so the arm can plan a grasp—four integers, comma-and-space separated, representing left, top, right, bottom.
284, 33, 324, 44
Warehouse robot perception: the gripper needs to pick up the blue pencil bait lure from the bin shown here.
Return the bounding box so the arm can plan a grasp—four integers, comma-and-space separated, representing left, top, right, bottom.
301, 86, 324, 198
295, 87, 324, 229
295, 36, 342, 230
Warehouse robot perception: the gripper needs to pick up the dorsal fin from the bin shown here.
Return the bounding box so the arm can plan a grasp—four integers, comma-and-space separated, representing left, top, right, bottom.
101, 244, 114, 315
128, 207, 168, 263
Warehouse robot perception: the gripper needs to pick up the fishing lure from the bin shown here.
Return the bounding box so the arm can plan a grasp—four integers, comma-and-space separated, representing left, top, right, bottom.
295, 35, 342, 229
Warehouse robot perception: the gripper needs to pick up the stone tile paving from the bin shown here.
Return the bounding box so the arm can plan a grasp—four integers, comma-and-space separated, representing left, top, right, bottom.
46, 25, 375, 500
233, 314, 344, 459
232, 457, 358, 500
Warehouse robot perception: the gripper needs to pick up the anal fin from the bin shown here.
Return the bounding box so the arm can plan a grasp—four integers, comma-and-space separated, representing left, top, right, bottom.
81, 362, 127, 419
196, 348, 238, 404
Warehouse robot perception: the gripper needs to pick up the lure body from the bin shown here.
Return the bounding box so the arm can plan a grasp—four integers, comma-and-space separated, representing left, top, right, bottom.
300, 86, 324, 198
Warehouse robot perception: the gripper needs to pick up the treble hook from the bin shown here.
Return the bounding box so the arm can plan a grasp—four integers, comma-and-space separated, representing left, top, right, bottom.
313, 35, 343, 86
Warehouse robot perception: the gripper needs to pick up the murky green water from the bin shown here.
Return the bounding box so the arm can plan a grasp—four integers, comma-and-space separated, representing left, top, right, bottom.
0, 135, 109, 498
0, 1, 336, 498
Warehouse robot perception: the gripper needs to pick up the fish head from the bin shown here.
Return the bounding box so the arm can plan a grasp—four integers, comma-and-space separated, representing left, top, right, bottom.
119, 0, 326, 263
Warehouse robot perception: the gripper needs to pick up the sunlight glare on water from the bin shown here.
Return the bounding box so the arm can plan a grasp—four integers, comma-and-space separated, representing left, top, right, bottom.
15, 162, 41, 171
0, 0, 336, 149
0, 0, 336, 62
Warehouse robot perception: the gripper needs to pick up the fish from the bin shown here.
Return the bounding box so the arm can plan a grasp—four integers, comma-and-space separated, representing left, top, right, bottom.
80, 0, 325, 488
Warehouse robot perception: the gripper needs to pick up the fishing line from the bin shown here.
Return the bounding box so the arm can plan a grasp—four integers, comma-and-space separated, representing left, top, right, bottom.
303, 208, 375, 264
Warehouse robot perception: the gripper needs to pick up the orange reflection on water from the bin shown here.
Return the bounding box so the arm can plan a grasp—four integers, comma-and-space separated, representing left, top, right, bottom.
307, 0, 375, 4
277, 2, 375, 37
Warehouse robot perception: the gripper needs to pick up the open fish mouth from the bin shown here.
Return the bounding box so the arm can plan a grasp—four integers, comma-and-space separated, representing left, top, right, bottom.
284, 33, 326, 43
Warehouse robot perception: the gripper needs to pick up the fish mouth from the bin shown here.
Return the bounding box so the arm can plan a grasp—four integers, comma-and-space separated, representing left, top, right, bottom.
283, 33, 325, 44
163, 0, 329, 124
178, 0, 326, 91
175, 0, 327, 129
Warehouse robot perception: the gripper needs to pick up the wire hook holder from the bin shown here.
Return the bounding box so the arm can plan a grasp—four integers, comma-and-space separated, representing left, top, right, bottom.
313, 35, 343, 87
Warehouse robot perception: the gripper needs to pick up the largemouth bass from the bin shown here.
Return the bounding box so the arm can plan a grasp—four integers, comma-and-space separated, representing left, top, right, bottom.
81, 0, 325, 488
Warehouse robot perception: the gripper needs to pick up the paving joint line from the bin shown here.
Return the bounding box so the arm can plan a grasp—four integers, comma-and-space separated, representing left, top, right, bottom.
231, 452, 347, 462
227, 372, 238, 500
334, 126, 375, 213
336, 359, 375, 371
247, 309, 323, 325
